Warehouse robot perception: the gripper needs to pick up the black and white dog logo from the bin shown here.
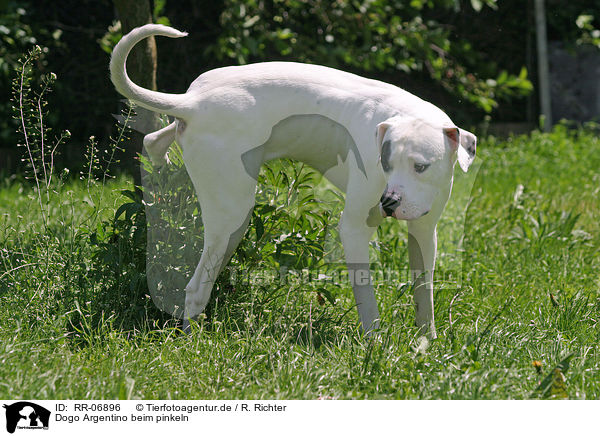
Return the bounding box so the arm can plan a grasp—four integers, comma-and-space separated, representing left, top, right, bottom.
2, 402, 50, 434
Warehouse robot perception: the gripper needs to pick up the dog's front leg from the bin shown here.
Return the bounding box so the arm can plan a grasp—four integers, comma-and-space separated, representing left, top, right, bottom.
407, 219, 438, 340
339, 215, 380, 334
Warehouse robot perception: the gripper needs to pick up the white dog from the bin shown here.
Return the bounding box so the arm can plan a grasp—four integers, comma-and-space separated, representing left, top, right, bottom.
110, 24, 477, 339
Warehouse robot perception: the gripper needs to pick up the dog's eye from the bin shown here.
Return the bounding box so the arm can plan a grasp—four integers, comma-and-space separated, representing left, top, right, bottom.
414, 163, 430, 174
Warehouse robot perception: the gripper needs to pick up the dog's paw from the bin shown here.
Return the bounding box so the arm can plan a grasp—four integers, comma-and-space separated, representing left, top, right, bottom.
183, 290, 210, 320
147, 152, 170, 167
182, 318, 191, 334
413, 335, 430, 354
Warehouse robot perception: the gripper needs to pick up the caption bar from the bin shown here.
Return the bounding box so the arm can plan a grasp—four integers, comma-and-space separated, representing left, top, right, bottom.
1, 399, 595, 435
1, 401, 289, 435
54, 401, 286, 424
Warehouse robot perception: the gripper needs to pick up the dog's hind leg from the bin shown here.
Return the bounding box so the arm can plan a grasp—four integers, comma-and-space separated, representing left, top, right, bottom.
181, 143, 259, 331
143, 122, 176, 166
182, 191, 256, 330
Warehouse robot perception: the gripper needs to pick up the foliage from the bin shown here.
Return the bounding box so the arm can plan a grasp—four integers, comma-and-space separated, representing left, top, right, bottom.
0, 1, 62, 144
214, 0, 532, 112
2, 0, 598, 170
0, 0, 116, 156
576, 14, 600, 48
0, 5, 39, 79
12, 46, 69, 221
99, 0, 171, 55
2, 47, 155, 331
545, 0, 600, 42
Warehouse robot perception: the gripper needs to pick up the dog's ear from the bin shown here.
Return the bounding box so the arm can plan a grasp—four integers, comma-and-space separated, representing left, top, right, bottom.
443, 126, 477, 172
457, 128, 477, 172
376, 121, 391, 152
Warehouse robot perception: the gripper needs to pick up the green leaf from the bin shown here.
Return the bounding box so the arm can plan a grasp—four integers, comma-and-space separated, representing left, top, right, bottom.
470, 0, 483, 12
576, 14, 593, 29
317, 287, 336, 306
243, 15, 260, 28
254, 213, 265, 240
115, 203, 129, 221
534, 353, 575, 399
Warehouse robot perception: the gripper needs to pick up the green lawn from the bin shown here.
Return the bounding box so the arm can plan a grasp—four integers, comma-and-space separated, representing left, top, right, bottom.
1, 123, 599, 399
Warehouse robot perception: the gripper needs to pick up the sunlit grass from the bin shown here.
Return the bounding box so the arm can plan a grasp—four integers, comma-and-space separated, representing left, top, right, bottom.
1, 124, 599, 399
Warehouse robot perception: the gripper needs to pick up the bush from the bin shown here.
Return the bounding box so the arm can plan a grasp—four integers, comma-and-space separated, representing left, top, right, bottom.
214, 0, 532, 113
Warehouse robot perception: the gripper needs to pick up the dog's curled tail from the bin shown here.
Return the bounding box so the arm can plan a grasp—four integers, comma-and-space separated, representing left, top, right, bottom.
110, 24, 189, 119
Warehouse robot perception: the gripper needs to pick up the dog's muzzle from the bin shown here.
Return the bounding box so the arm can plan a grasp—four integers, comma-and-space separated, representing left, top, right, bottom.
380, 190, 430, 220
380, 192, 402, 218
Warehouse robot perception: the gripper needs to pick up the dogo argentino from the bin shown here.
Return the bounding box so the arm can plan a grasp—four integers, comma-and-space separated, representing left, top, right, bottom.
110, 24, 477, 339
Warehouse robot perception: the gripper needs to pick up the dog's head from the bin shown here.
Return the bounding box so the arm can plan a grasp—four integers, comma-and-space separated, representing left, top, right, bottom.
376, 116, 477, 220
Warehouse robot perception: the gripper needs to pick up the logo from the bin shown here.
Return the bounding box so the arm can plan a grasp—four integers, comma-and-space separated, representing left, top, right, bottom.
2, 402, 50, 434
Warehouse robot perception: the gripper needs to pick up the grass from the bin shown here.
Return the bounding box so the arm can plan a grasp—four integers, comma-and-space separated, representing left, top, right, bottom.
1, 49, 599, 399
1, 122, 599, 400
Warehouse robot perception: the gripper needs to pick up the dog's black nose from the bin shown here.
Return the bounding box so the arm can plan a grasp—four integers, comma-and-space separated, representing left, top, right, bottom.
380, 193, 401, 217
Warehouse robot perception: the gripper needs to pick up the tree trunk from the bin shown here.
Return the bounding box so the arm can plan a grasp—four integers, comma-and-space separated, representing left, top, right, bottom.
113, 0, 160, 184
113, 0, 157, 90
534, 0, 552, 132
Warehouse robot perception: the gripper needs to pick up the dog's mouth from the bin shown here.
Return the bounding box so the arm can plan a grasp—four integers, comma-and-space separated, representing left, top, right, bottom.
380, 193, 402, 217
379, 195, 429, 221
